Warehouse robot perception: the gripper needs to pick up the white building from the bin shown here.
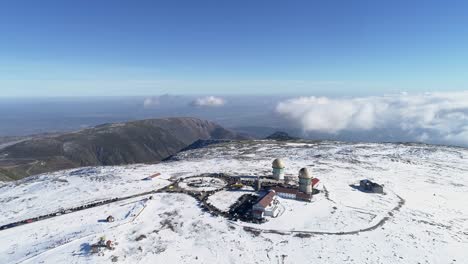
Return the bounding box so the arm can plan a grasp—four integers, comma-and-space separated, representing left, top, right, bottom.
252, 190, 280, 219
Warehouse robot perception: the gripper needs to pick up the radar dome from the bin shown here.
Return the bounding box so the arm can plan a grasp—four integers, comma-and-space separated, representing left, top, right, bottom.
272, 158, 285, 169
298, 167, 312, 179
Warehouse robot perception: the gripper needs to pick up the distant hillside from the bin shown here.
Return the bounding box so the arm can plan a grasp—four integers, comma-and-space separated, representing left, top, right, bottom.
265, 131, 299, 141
231, 126, 302, 139
0, 117, 245, 181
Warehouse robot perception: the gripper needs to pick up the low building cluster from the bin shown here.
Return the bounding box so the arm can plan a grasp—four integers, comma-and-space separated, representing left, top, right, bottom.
252, 159, 321, 220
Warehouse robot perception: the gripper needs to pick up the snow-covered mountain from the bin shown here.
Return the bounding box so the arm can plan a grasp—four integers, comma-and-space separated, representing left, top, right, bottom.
0, 140, 467, 264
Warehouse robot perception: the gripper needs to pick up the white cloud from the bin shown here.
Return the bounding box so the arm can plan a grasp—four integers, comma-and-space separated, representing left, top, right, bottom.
276, 91, 468, 146
190, 96, 226, 107
143, 97, 160, 108
143, 94, 185, 108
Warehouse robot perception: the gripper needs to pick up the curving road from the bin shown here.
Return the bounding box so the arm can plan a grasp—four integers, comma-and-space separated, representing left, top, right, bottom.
1, 174, 405, 238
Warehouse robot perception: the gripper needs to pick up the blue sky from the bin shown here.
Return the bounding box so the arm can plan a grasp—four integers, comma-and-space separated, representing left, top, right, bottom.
1, 0, 467, 97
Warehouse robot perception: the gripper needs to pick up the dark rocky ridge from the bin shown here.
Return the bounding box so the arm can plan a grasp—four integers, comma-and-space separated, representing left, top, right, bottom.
265, 131, 299, 141
0, 117, 245, 181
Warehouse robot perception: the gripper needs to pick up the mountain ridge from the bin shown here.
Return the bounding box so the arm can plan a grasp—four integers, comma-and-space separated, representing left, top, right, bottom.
0, 117, 245, 181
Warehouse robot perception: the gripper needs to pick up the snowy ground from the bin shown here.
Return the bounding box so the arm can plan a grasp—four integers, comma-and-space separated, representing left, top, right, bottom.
0, 165, 172, 225
240, 188, 402, 233
178, 176, 227, 192
0, 195, 152, 264
206, 186, 255, 212
0, 140, 467, 263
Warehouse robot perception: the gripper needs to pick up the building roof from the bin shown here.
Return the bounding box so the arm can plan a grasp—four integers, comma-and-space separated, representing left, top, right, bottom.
272, 186, 312, 200
272, 158, 285, 169
271, 186, 298, 195
256, 190, 276, 208
299, 167, 312, 179
312, 178, 320, 187
360, 179, 381, 187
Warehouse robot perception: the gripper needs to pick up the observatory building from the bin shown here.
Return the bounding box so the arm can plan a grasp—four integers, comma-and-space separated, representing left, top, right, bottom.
272, 158, 285, 180
271, 167, 319, 202
298, 167, 313, 194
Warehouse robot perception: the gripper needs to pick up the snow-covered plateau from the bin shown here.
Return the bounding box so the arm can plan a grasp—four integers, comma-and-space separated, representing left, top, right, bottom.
0, 140, 467, 264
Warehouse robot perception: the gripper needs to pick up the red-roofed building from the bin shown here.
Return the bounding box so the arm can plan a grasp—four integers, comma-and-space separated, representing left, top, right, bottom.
271, 177, 320, 202
312, 178, 320, 187
271, 186, 312, 202
252, 190, 280, 219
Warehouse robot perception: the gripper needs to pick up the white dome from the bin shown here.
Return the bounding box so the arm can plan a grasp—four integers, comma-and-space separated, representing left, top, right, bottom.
298, 167, 312, 179
272, 158, 285, 169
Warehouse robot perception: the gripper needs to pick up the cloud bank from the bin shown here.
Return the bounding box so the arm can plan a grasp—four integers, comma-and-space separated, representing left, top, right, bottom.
190, 96, 226, 107
143, 94, 185, 108
276, 92, 468, 146
143, 97, 160, 108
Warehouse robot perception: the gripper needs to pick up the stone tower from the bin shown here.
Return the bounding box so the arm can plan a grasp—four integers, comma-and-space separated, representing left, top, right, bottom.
272, 158, 285, 180
298, 167, 312, 194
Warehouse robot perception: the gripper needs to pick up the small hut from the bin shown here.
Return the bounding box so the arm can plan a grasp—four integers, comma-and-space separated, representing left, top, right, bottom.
359, 179, 384, 193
